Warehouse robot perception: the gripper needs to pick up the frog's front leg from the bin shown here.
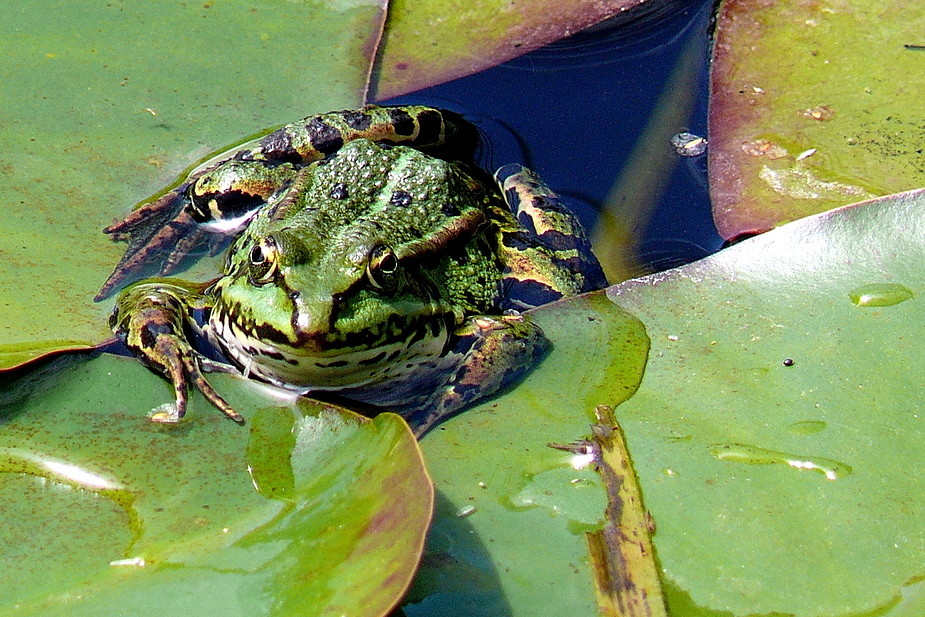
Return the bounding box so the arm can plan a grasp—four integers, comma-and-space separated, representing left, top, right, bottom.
110, 281, 244, 424
409, 314, 550, 436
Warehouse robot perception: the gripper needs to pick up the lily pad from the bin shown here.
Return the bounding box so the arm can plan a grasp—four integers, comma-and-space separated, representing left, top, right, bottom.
607, 188, 925, 616
0, 353, 432, 617
410, 188, 925, 616
407, 293, 651, 615
709, 0, 925, 238
371, 0, 650, 100
0, 0, 386, 368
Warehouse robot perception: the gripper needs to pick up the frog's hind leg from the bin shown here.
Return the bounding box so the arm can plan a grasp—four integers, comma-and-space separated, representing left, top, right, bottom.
494, 164, 608, 311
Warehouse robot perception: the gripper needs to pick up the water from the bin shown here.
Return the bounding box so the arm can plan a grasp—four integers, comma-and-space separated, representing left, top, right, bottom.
382, 0, 721, 280
710, 443, 852, 481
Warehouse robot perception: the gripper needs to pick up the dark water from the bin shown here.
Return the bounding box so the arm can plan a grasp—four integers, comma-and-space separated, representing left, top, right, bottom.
383, 0, 721, 279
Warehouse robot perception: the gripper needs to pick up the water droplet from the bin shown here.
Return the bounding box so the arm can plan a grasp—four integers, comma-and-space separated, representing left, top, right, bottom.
109, 557, 146, 567
788, 420, 827, 435
849, 283, 913, 307
710, 443, 851, 480
456, 505, 477, 518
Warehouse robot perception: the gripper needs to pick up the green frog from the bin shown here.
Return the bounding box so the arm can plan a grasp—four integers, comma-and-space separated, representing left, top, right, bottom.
99, 106, 606, 434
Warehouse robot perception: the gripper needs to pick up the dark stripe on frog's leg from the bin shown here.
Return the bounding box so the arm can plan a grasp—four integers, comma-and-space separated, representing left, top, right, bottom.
386, 107, 416, 136
303, 117, 345, 155
342, 109, 374, 131
187, 160, 303, 228
248, 105, 476, 166
256, 128, 302, 165
494, 164, 608, 308
403, 314, 551, 436
188, 189, 268, 224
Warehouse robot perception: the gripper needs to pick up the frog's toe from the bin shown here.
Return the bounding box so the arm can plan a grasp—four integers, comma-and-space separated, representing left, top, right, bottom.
144, 330, 243, 424
148, 330, 243, 424
186, 362, 245, 424
97, 190, 201, 301
112, 282, 244, 424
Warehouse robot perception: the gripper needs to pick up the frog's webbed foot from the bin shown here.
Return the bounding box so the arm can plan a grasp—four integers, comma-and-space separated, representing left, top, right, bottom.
409, 313, 550, 436
111, 282, 244, 424
96, 186, 219, 301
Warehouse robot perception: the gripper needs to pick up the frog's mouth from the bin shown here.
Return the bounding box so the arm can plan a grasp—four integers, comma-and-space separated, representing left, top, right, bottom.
209, 306, 457, 391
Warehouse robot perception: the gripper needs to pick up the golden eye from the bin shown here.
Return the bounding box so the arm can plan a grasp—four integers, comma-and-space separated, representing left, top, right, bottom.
248, 236, 279, 285
366, 245, 398, 290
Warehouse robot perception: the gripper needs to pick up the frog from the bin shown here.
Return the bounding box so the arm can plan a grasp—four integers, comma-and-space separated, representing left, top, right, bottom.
99, 105, 607, 435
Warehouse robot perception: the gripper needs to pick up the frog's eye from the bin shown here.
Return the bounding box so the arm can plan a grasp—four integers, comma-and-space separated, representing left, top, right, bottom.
366, 245, 399, 291
248, 237, 279, 286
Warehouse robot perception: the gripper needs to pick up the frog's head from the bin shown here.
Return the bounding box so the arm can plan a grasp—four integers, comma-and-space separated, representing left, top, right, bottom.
208, 139, 496, 390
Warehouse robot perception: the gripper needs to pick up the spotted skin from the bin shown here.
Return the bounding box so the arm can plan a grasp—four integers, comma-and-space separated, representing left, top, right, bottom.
97, 106, 474, 300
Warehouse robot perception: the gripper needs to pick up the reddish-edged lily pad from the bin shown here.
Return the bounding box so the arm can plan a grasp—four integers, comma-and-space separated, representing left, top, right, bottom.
709, 0, 925, 239
371, 0, 650, 100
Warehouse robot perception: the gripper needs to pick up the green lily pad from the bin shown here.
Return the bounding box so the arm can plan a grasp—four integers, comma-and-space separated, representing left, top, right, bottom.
0, 0, 386, 368
410, 188, 925, 616
0, 353, 432, 617
407, 293, 651, 615
371, 0, 650, 100
607, 188, 925, 616
709, 0, 925, 239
